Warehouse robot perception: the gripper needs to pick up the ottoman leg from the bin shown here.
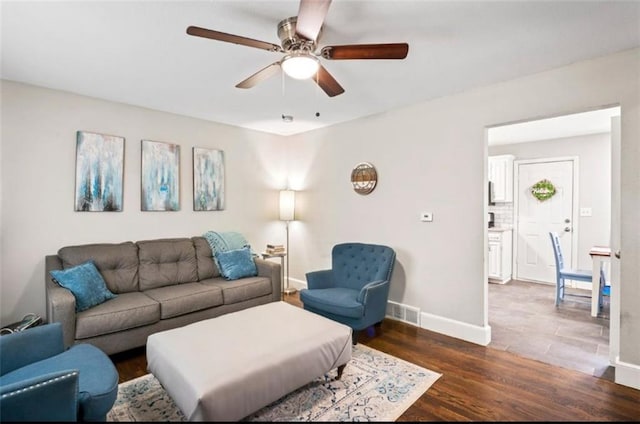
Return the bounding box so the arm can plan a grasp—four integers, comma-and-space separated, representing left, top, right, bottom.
336, 364, 347, 380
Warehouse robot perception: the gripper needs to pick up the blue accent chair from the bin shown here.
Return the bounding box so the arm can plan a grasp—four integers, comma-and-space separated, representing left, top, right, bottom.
549, 231, 608, 308
0, 322, 119, 421
300, 242, 396, 344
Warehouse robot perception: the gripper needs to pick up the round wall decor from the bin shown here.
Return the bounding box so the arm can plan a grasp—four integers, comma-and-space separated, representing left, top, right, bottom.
531, 179, 556, 201
351, 162, 377, 195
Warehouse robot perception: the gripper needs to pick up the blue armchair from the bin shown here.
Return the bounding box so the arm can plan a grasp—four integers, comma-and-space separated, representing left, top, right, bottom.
300, 242, 396, 344
0, 322, 119, 421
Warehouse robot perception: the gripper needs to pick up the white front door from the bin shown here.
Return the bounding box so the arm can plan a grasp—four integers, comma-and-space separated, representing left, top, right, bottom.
515, 159, 575, 283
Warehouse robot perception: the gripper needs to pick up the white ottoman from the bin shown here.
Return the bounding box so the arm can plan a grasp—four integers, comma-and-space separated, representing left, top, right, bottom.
146, 301, 352, 421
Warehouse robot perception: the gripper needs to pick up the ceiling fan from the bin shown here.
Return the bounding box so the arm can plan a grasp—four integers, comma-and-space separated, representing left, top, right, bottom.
186, 0, 409, 97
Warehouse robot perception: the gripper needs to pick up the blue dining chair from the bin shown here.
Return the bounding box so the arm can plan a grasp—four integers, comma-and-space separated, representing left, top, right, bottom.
549, 232, 608, 308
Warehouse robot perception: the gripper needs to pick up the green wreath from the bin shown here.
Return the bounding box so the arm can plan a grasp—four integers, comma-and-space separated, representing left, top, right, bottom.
531, 179, 556, 201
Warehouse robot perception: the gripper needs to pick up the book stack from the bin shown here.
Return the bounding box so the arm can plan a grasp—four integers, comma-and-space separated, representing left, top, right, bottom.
266, 244, 285, 255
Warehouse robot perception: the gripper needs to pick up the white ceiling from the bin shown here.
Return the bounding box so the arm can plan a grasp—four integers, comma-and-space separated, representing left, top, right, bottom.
2, 1, 639, 136
488, 106, 621, 145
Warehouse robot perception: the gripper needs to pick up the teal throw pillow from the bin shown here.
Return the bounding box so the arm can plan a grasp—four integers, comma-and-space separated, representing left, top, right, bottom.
50, 260, 117, 312
215, 246, 258, 280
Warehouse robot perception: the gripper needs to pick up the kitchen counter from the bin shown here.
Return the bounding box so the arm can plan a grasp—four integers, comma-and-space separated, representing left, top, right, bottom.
488, 227, 512, 232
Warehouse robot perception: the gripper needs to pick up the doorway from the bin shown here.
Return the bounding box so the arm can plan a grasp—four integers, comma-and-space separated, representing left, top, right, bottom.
485, 106, 620, 378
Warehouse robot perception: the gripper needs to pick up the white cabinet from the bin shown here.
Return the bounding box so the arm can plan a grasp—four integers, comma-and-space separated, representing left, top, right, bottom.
488, 230, 512, 284
488, 240, 501, 279
489, 154, 515, 203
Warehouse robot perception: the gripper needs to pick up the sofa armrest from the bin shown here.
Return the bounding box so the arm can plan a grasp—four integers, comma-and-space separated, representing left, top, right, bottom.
45, 255, 77, 349
254, 258, 281, 302
0, 370, 79, 421
306, 269, 334, 290
0, 323, 65, 375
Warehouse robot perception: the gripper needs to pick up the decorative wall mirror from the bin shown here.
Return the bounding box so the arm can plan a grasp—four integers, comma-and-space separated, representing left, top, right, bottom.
351, 162, 378, 195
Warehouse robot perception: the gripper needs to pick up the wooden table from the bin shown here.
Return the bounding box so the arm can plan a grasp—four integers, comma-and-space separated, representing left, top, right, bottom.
589, 246, 611, 317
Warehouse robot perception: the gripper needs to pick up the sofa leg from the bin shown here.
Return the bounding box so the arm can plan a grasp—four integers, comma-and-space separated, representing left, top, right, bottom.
374, 321, 383, 328
352, 330, 359, 345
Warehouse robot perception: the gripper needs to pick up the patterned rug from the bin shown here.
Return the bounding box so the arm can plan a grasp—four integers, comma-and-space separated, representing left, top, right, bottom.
107, 344, 441, 422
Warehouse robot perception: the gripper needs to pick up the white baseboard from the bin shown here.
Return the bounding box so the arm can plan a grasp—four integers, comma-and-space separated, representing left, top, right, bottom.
574, 281, 592, 291
614, 357, 640, 390
420, 311, 491, 346
286, 277, 307, 291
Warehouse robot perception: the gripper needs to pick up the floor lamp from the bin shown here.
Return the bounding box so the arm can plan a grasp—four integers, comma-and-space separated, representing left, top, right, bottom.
279, 189, 297, 294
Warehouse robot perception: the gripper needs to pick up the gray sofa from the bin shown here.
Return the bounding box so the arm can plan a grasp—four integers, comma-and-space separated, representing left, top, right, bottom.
45, 236, 281, 355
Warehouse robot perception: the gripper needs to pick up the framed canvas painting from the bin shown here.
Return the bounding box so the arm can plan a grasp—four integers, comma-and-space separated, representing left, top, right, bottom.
74, 131, 124, 212
141, 140, 180, 211
193, 147, 225, 211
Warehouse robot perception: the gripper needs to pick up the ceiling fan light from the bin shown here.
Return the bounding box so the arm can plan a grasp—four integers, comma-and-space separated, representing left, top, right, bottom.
281, 54, 319, 80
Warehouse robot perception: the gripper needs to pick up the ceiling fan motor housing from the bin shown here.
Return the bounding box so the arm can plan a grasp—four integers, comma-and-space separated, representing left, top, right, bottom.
277, 17, 319, 52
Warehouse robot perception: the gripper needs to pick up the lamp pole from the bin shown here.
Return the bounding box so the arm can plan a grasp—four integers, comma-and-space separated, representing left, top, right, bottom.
284, 219, 296, 294
279, 189, 297, 295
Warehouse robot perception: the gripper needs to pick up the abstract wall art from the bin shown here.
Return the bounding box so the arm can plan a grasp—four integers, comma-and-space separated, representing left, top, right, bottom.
141, 139, 180, 211
193, 147, 225, 211
74, 131, 124, 212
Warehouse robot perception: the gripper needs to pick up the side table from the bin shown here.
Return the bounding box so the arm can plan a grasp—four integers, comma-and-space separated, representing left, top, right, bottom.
261, 252, 286, 298
0, 313, 43, 335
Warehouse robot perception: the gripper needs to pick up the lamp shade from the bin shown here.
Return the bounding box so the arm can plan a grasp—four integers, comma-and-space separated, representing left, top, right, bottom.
279, 190, 296, 221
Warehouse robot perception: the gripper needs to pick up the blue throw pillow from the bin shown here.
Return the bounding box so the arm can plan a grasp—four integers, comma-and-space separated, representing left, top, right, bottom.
215, 246, 258, 280
50, 260, 117, 312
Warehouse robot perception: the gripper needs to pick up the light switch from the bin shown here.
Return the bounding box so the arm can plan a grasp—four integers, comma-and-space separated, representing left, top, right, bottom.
420, 212, 433, 222
580, 207, 592, 217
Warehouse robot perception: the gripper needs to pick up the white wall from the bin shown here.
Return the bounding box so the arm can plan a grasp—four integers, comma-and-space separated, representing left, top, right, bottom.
490, 133, 611, 272
2, 48, 639, 390
286, 48, 640, 387
0, 81, 286, 325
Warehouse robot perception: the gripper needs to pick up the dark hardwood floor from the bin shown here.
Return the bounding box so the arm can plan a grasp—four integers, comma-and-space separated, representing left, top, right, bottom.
110, 293, 640, 421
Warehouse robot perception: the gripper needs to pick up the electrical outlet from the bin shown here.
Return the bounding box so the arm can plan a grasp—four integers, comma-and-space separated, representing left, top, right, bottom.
420, 212, 433, 222
580, 207, 592, 217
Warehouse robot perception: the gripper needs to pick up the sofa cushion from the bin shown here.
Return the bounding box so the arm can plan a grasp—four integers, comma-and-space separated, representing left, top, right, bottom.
143, 282, 224, 319
215, 247, 258, 280
137, 238, 198, 290
58, 242, 139, 293
299, 287, 364, 319
192, 236, 220, 279
75, 292, 160, 340
50, 260, 117, 312
201, 276, 272, 305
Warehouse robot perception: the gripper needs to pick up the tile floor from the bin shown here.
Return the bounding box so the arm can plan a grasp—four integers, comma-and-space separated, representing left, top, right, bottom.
488, 279, 613, 381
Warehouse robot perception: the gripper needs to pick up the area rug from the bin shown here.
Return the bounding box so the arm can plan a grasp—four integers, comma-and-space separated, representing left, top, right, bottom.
107, 344, 441, 422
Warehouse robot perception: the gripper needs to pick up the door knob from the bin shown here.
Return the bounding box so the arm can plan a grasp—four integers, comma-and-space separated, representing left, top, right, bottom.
564, 218, 570, 223
615, 250, 621, 259
564, 227, 571, 232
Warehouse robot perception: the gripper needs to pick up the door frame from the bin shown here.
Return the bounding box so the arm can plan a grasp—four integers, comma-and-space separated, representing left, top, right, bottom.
512, 156, 580, 284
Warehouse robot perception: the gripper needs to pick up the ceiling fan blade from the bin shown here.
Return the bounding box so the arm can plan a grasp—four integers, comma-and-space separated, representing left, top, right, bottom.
187, 26, 283, 53
295, 0, 332, 41
321, 43, 409, 60
235, 62, 281, 89
313, 65, 344, 97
